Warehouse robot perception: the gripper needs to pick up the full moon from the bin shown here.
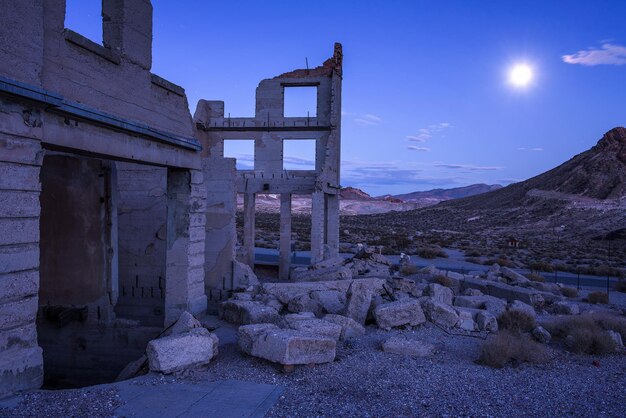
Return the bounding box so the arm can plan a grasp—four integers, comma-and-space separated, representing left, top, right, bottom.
509, 64, 533, 87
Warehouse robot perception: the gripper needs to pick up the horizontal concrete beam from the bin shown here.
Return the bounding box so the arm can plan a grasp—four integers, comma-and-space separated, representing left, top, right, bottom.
0, 75, 201, 152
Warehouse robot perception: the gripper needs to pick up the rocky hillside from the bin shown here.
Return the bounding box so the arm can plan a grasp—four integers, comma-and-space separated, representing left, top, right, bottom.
339, 187, 374, 201
341, 128, 626, 266
393, 184, 502, 203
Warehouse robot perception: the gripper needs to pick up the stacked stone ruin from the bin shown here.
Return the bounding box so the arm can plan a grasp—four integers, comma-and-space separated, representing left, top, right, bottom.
0, 0, 342, 396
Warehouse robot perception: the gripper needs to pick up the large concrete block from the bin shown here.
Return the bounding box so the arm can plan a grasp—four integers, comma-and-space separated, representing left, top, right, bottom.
323, 314, 366, 340
284, 317, 342, 341
425, 283, 453, 305
219, 300, 282, 325
238, 325, 336, 365
373, 299, 426, 330
343, 280, 374, 325
420, 298, 460, 329
146, 328, 218, 374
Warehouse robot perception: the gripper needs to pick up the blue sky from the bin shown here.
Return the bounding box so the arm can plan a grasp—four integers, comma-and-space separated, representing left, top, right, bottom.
67, 1, 626, 195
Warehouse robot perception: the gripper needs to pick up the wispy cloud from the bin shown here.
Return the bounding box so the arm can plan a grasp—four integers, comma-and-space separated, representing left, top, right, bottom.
407, 146, 431, 152
562, 43, 626, 66
406, 122, 451, 143
518, 147, 544, 152
433, 163, 503, 171
354, 114, 383, 126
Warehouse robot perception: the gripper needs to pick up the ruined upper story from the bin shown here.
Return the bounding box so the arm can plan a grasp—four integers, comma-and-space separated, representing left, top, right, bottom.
0, 0, 194, 139
195, 43, 342, 130
193, 44, 342, 192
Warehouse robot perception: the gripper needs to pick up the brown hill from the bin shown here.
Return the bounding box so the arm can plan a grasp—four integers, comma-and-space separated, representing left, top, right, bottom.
340, 187, 374, 201
393, 184, 503, 203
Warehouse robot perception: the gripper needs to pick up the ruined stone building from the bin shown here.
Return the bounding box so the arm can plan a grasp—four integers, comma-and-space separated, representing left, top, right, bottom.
0, 0, 341, 397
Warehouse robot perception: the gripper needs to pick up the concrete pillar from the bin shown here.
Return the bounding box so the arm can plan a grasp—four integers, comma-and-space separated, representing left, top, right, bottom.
243, 192, 256, 267
310, 191, 325, 264
325, 193, 340, 258
279, 193, 292, 280
164, 168, 207, 327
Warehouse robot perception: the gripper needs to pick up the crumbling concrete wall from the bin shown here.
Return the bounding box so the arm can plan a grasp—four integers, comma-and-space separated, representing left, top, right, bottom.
116, 163, 167, 326
0, 0, 206, 396
195, 43, 343, 286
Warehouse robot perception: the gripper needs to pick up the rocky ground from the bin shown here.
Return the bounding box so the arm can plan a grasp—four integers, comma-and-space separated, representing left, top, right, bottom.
3, 324, 625, 417
3, 249, 625, 418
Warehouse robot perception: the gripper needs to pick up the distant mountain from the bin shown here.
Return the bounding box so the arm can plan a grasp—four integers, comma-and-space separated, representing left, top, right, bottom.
340, 187, 374, 201
350, 127, 626, 244
443, 127, 626, 210
392, 184, 503, 203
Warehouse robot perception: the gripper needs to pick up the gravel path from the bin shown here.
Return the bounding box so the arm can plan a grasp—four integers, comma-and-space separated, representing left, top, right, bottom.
1, 323, 624, 417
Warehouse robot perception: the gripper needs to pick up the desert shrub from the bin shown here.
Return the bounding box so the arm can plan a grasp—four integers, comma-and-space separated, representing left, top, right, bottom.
478, 331, 549, 368
498, 309, 536, 333
543, 314, 618, 355
465, 249, 482, 257
435, 274, 454, 288
561, 287, 579, 298
399, 264, 418, 275
528, 261, 554, 273
590, 312, 626, 342
525, 273, 545, 283
615, 279, 626, 293
417, 247, 447, 259
483, 257, 515, 268
587, 291, 609, 304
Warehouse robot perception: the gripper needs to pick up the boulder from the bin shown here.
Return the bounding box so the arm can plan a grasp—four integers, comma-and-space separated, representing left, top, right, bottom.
421, 298, 460, 329
256, 294, 284, 313
323, 314, 366, 340
238, 323, 279, 354
291, 265, 353, 282
238, 325, 336, 365
454, 308, 477, 331
373, 299, 426, 330
463, 288, 483, 297
388, 277, 421, 297
425, 283, 453, 306
532, 326, 552, 344
219, 300, 282, 325
476, 311, 498, 333
454, 295, 507, 317
147, 328, 219, 374
310, 256, 346, 270
382, 337, 435, 357
486, 282, 545, 306
311, 290, 346, 314
552, 301, 580, 315
343, 280, 374, 325
232, 261, 260, 291
500, 267, 529, 285
285, 318, 342, 341
287, 294, 324, 317
166, 311, 202, 336
509, 300, 536, 318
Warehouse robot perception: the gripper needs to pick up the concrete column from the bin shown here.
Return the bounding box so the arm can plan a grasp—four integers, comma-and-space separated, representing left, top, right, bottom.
0, 106, 44, 396
310, 191, 325, 264
164, 168, 207, 327
279, 193, 292, 280
325, 193, 340, 258
243, 192, 256, 267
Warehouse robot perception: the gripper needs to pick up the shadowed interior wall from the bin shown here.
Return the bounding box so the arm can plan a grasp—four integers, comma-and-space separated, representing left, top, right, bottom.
116, 163, 166, 326
39, 154, 108, 309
